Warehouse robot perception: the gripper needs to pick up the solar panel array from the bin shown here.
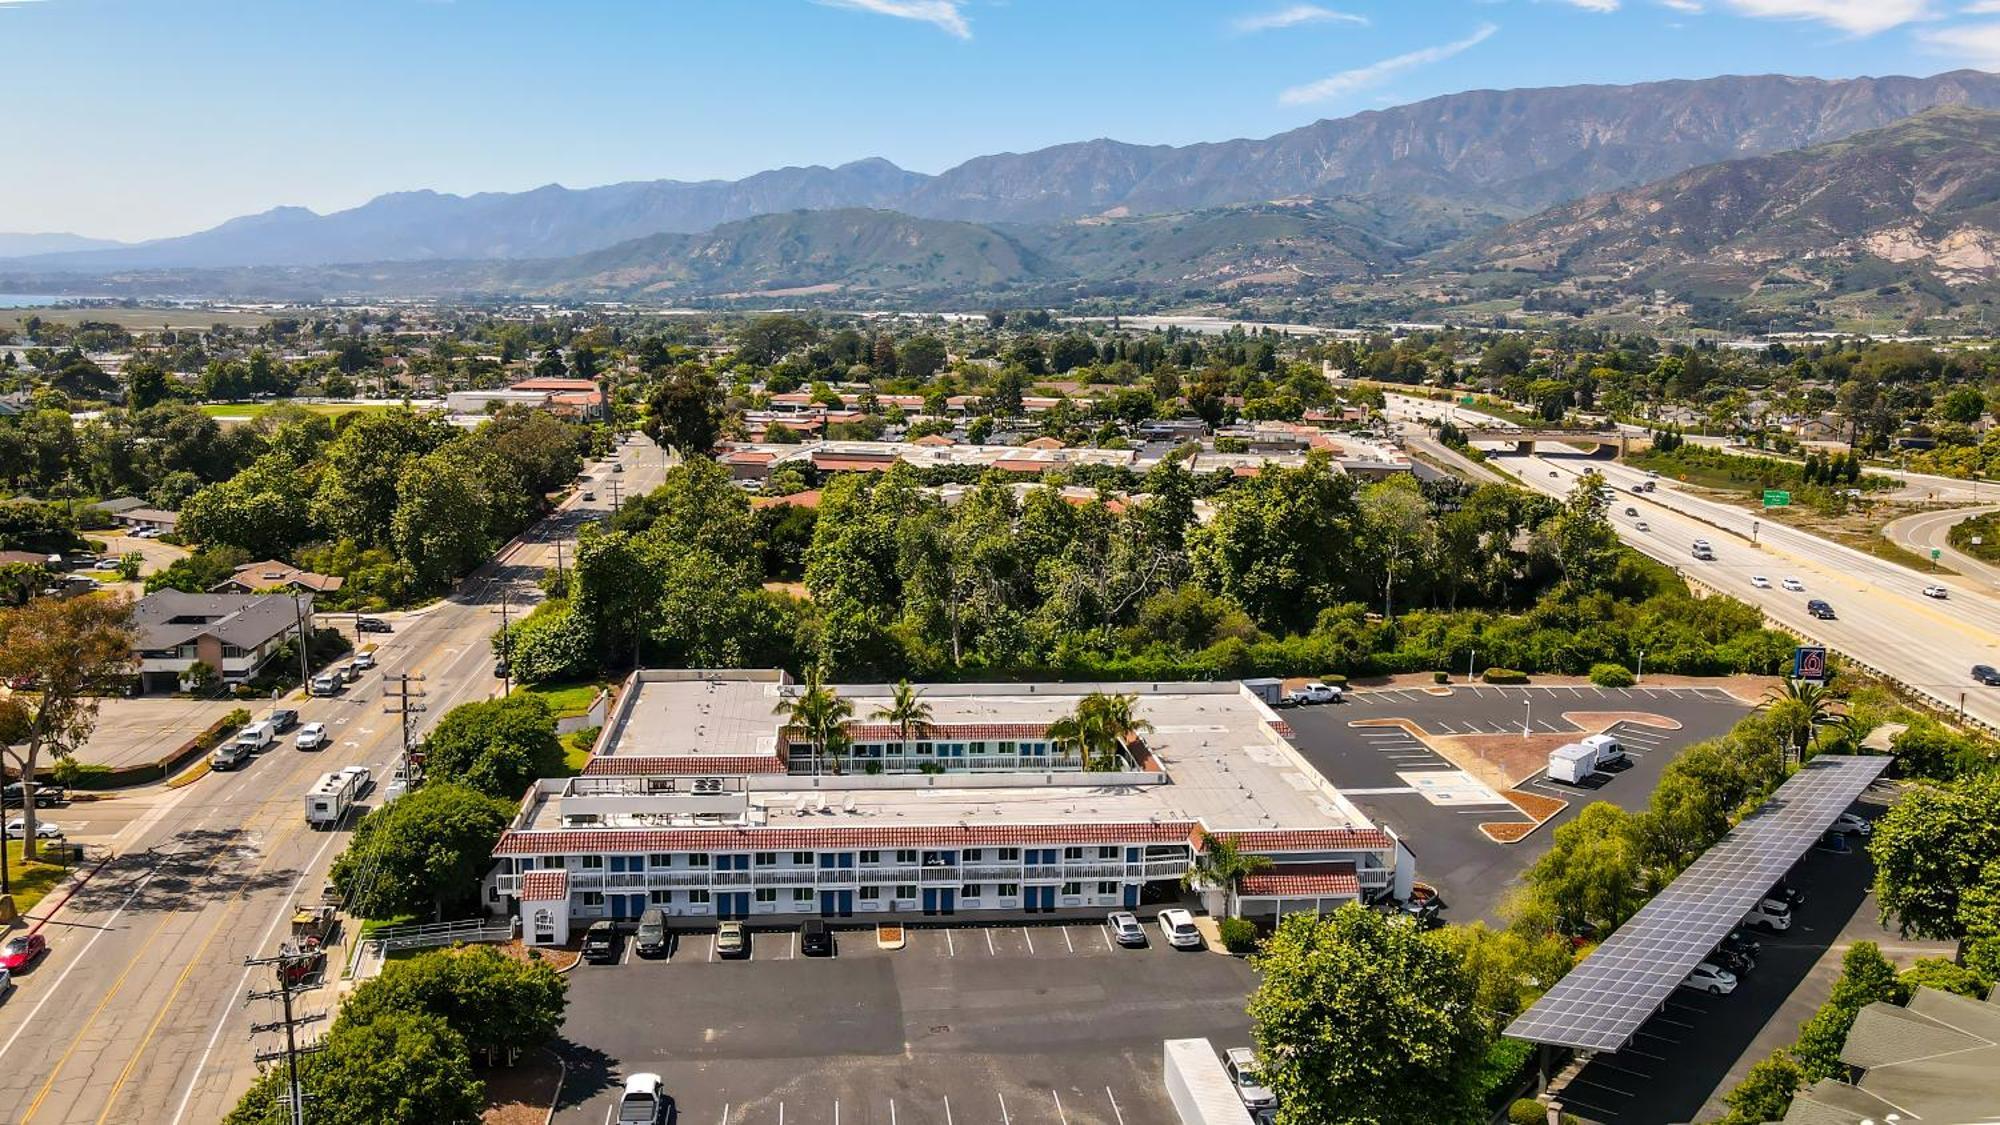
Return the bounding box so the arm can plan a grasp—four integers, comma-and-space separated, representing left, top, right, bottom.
1505, 754, 1891, 1053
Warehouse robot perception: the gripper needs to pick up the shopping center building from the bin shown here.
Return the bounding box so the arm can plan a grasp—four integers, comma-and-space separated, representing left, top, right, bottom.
486, 670, 1413, 945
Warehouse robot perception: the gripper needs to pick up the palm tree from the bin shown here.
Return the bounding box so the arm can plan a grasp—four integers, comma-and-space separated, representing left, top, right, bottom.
1183, 833, 1274, 917
775, 669, 855, 775
870, 680, 933, 767
1047, 692, 1154, 771
1759, 678, 1849, 767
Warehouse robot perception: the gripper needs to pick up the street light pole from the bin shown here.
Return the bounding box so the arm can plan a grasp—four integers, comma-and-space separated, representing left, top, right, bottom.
1637, 649, 1646, 685
1522, 696, 1532, 739
1466, 649, 1477, 685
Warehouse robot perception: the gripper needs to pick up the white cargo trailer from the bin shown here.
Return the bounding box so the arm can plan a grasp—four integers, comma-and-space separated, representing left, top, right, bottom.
1547, 741, 1602, 785
304, 770, 362, 828
1163, 1039, 1255, 1125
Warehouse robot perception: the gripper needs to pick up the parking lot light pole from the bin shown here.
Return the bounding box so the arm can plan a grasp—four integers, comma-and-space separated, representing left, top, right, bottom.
1466, 649, 1476, 685
1637, 649, 1646, 684
1522, 696, 1532, 739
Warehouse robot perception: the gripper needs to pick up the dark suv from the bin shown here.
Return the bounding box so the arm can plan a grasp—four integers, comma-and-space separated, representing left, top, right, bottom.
1975, 665, 2000, 686
800, 918, 833, 957
1806, 599, 1836, 620
582, 921, 619, 964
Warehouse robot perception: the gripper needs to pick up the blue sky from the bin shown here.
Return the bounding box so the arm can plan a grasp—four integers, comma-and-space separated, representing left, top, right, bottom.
2, 0, 1995, 241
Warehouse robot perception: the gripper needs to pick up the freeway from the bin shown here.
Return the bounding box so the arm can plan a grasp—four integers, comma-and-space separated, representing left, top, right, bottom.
1883, 505, 2000, 591
0, 434, 669, 1125
1483, 444, 2000, 731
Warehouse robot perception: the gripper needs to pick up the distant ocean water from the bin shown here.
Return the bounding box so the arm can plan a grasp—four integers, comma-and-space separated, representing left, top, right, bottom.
0, 295, 63, 308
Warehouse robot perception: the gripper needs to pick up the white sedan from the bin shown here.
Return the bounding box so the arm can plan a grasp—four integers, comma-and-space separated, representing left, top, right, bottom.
1159, 908, 1203, 949
1923, 584, 1949, 600
1750, 575, 1771, 589
5, 819, 62, 839
1781, 577, 1806, 592
1681, 961, 1738, 995
1830, 812, 1873, 837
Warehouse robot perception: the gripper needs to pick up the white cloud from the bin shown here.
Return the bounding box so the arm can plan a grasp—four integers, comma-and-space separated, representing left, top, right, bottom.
1917, 19, 2000, 65
1963, 1, 2000, 12
1714, 0, 1933, 35
816, 0, 970, 39
1658, 0, 1704, 12
1552, 0, 1621, 11
1235, 5, 1369, 33
1279, 23, 1499, 106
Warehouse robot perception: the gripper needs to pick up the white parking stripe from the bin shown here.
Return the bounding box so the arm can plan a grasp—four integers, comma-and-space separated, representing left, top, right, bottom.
1023, 927, 1035, 954
985, 929, 996, 956
1063, 926, 1074, 953
1052, 1089, 1070, 1125
1106, 1087, 1127, 1125
998, 1094, 1010, 1125
946, 929, 955, 957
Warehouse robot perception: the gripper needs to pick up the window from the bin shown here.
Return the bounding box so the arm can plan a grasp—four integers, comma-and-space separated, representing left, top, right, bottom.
859, 886, 881, 901
649, 890, 672, 905
1061, 881, 1081, 895
754, 852, 776, 867
960, 884, 980, 898
539, 856, 562, 869
687, 890, 710, 904
755, 888, 776, 903
921, 850, 955, 868
648, 854, 672, 867
1098, 846, 1119, 859
970, 741, 989, 755
688, 853, 710, 868
578, 855, 605, 870
1097, 881, 1119, 896
998, 883, 1019, 897
895, 849, 917, 864
895, 884, 917, 899
1063, 846, 1084, 861
222, 644, 248, 658
792, 851, 813, 865
580, 892, 604, 907
791, 888, 813, 902
859, 850, 881, 864
963, 848, 983, 862
997, 848, 1020, 861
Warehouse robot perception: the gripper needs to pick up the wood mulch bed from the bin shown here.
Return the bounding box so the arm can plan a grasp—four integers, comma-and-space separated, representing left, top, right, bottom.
496, 938, 580, 972
480, 1049, 564, 1125
1480, 788, 1570, 844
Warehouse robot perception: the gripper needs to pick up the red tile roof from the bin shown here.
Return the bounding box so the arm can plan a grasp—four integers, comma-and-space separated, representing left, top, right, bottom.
1203, 828, 1395, 852
993, 458, 1052, 474
721, 450, 777, 464
813, 456, 897, 473
750, 489, 823, 510
1240, 863, 1360, 898
519, 870, 569, 901
1021, 436, 1066, 450
912, 434, 956, 446
511, 378, 601, 393
581, 755, 786, 776
494, 822, 1195, 855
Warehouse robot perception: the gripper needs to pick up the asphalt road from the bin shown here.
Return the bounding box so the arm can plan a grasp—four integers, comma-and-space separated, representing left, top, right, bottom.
1476, 444, 2000, 732
1882, 504, 2000, 590
0, 434, 668, 1125
555, 919, 1259, 1125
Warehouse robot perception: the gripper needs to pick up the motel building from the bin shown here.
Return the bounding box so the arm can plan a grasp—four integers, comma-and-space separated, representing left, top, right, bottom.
486, 671, 1415, 945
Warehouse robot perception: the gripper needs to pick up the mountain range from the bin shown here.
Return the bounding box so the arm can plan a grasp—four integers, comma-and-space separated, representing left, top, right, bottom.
11, 69, 2000, 275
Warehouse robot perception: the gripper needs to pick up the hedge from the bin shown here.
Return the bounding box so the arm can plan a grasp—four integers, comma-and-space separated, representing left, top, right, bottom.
1217, 916, 1259, 954
1589, 663, 1635, 688
1482, 668, 1529, 685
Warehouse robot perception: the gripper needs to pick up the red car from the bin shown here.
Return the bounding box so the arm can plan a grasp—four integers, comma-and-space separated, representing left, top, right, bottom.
0, 932, 47, 970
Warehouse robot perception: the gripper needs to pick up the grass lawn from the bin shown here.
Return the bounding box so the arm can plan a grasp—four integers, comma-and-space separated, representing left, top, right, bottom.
562, 729, 594, 774
5, 840, 76, 917
515, 680, 603, 719
356, 912, 421, 938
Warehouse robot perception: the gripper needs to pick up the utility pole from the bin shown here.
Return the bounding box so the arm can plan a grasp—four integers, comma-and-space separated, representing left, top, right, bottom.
498, 589, 513, 697
607, 479, 623, 515
383, 672, 427, 762
245, 950, 328, 1125
289, 590, 311, 689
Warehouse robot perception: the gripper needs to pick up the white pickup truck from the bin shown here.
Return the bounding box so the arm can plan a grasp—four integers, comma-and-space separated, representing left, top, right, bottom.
1284, 683, 1344, 706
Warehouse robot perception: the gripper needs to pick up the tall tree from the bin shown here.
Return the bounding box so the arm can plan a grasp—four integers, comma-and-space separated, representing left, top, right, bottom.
644, 366, 724, 458
329, 783, 514, 920
775, 669, 854, 775
420, 695, 565, 800
869, 680, 932, 762
1183, 833, 1274, 916
1871, 772, 2000, 939
340, 944, 567, 1063
1249, 905, 1489, 1125
223, 1009, 483, 1125
0, 594, 135, 858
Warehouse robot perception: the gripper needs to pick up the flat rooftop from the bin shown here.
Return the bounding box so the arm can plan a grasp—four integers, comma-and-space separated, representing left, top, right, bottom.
540, 672, 1382, 841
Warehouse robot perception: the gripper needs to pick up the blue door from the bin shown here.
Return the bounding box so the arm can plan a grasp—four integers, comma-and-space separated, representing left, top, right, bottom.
610, 893, 644, 919
938, 889, 955, 915
1123, 884, 1139, 908
1025, 886, 1055, 913
718, 892, 751, 919
819, 890, 854, 917
922, 888, 940, 915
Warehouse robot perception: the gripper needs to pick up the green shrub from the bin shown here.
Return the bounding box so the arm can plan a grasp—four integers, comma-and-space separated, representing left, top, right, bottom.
1483, 668, 1529, 685
1318, 673, 1348, 687
1217, 916, 1259, 953
1510, 1099, 1549, 1125
1589, 663, 1635, 688
1433, 671, 1450, 684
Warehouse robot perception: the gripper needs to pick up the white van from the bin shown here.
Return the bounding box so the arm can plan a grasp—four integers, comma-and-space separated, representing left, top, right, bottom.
1581, 733, 1625, 764
234, 721, 276, 753
1547, 742, 1602, 784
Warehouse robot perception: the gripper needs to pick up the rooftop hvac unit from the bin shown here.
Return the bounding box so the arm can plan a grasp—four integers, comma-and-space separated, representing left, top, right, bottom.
692, 777, 725, 795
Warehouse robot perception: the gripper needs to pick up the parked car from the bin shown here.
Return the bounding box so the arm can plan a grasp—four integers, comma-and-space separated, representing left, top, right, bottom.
309, 673, 342, 696
582, 920, 619, 964
800, 918, 833, 957
1, 783, 64, 808
1711, 947, 1756, 976
294, 723, 328, 751
1107, 911, 1147, 947
1681, 961, 1738, 995
708, 920, 746, 959
1923, 584, 1950, 600
1973, 665, 2000, 686
356, 616, 392, 633
1159, 908, 1202, 949
1286, 683, 1343, 706
1743, 899, 1793, 932
1720, 928, 1762, 961
0, 932, 47, 970
617, 1073, 670, 1125
582, 491, 598, 502
5, 819, 62, 840
634, 908, 669, 958
350, 652, 376, 672
1750, 575, 1772, 589
1224, 1048, 1277, 1113
613, 462, 624, 473
1830, 812, 1873, 837
1768, 881, 1806, 908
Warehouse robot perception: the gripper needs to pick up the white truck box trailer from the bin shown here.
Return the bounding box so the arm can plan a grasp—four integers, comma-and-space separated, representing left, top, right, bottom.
304, 769, 362, 828
1547, 741, 1602, 785
1163, 1038, 1255, 1125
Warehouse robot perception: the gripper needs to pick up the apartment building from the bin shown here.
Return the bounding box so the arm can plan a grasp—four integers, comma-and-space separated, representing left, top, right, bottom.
487, 671, 1413, 945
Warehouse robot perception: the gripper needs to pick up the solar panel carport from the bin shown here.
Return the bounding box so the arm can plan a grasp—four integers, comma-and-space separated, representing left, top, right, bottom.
1505, 754, 1892, 1054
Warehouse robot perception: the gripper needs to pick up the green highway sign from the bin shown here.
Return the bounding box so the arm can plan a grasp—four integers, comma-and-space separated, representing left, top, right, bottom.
1934, 548, 1943, 560
1762, 490, 1791, 507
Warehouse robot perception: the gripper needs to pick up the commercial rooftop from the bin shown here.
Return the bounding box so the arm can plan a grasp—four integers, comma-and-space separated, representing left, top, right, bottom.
508, 670, 1388, 850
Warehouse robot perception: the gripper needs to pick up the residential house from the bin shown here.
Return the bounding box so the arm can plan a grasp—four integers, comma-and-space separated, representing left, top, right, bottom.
131, 591, 311, 693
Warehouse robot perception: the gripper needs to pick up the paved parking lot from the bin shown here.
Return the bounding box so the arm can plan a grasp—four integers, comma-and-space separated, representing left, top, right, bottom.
72, 696, 249, 769
1286, 684, 1750, 924
554, 920, 1257, 1125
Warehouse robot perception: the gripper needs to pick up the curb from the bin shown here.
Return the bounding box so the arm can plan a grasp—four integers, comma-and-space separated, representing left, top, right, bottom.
21, 851, 112, 935
541, 1046, 569, 1125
